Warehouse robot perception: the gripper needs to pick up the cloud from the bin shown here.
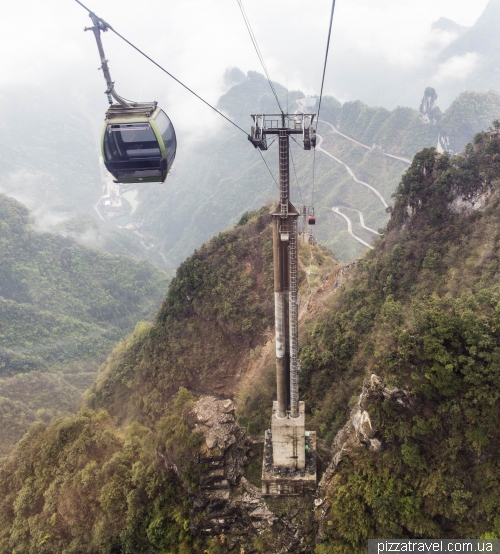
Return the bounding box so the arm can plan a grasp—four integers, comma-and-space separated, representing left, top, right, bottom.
0, 170, 57, 209
432, 52, 481, 84
2, 0, 489, 91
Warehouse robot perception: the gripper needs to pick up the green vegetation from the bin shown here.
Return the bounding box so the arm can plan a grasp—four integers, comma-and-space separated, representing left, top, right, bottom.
0, 403, 198, 554
334, 101, 438, 157
439, 90, 500, 154
0, 193, 168, 454
87, 207, 276, 425
0, 194, 168, 375
0, 206, 337, 552
3, 125, 500, 550
308, 129, 500, 549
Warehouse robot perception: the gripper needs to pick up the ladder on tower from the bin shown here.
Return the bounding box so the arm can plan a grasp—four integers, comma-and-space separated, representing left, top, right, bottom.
289, 218, 300, 416
279, 130, 289, 217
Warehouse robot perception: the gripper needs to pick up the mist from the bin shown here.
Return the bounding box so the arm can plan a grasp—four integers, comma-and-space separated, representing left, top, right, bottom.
2, 0, 489, 120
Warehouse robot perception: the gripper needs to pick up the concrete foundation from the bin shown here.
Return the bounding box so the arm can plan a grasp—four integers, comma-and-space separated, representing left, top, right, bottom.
271, 401, 306, 468
262, 427, 317, 496
261, 401, 317, 496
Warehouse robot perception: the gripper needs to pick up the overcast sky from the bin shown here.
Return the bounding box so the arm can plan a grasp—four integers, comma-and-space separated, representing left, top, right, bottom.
0, 0, 490, 133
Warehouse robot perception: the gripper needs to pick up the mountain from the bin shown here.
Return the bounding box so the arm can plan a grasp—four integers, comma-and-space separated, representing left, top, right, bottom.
3, 71, 499, 269
0, 194, 169, 455
313, 127, 500, 548
438, 90, 500, 153
133, 73, 500, 266
86, 207, 337, 426
439, 0, 500, 61
0, 206, 339, 553
431, 17, 469, 35
3, 124, 500, 551
324, 0, 500, 109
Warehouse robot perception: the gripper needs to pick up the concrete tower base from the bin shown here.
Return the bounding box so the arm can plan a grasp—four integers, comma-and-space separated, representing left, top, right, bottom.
261, 401, 317, 496
271, 401, 306, 468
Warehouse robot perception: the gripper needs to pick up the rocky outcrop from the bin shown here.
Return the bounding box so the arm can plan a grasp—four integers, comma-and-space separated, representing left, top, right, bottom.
185, 396, 307, 552
449, 188, 491, 214
437, 132, 452, 154
419, 88, 441, 125
191, 396, 248, 485
315, 375, 412, 540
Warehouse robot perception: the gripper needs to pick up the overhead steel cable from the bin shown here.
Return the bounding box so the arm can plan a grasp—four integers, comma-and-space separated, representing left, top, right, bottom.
312, 148, 317, 207
258, 149, 279, 190
290, 145, 305, 206
290, 135, 305, 150
236, 0, 284, 114
315, 0, 337, 128
74, 0, 248, 136
312, 0, 337, 207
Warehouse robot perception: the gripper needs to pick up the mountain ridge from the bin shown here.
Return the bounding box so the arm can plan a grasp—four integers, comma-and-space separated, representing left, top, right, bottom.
0, 193, 169, 455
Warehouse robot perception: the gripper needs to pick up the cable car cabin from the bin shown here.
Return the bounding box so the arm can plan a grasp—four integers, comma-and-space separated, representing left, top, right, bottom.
102, 101, 176, 183
308, 216, 316, 225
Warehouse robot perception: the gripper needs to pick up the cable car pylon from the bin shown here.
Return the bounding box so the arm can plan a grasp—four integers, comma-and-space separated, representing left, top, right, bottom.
249, 113, 318, 495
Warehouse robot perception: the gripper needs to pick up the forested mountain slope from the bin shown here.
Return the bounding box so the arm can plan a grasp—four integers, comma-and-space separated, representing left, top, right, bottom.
0, 194, 168, 455
312, 125, 500, 550
0, 206, 336, 553
325, 89, 500, 158
2, 126, 500, 552
87, 207, 298, 425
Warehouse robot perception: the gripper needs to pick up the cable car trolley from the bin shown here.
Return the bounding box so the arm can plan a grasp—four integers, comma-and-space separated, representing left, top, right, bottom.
85, 11, 176, 184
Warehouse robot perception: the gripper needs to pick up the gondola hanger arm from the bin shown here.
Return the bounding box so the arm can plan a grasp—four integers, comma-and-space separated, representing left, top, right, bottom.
84, 12, 130, 107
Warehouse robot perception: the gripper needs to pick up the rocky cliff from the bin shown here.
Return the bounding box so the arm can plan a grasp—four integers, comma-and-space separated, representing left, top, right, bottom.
3, 127, 500, 552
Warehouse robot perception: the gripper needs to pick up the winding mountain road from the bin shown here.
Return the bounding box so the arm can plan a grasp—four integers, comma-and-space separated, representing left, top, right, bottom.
341, 206, 381, 235
320, 120, 411, 165
294, 99, 397, 252
331, 207, 374, 249
316, 133, 389, 208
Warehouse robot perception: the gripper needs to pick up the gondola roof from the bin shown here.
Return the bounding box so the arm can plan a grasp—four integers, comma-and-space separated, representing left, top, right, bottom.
105, 101, 158, 120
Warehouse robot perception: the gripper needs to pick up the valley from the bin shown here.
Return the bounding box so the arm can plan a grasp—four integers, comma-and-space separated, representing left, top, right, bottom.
3, 1, 500, 551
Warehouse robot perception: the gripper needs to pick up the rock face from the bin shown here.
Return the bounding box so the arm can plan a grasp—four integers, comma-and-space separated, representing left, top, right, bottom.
419, 87, 441, 125
437, 132, 452, 154
315, 375, 411, 541
191, 396, 248, 484
186, 396, 307, 552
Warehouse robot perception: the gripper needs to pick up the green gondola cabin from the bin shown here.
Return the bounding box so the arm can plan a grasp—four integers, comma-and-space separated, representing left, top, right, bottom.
101, 101, 176, 183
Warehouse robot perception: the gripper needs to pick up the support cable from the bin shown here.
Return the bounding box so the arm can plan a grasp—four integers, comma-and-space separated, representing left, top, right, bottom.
258, 149, 279, 190
290, 135, 306, 150
236, 0, 284, 114
290, 146, 305, 206
315, 0, 336, 128
312, 148, 317, 207
312, 0, 337, 208
74, 0, 248, 136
